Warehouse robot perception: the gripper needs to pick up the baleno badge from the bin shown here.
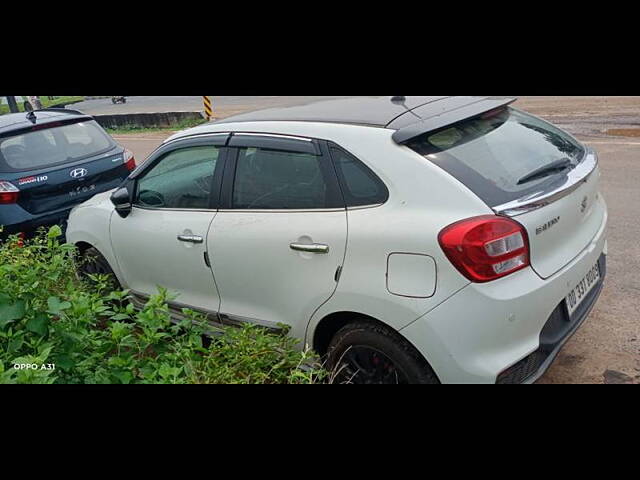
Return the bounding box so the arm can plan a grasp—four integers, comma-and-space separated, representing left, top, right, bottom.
536, 216, 560, 235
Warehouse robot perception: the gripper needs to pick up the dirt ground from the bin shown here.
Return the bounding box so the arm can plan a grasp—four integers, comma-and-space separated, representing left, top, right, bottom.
515, 97, 640, 138
515, 96, 640, 117
114, 96, 640, 384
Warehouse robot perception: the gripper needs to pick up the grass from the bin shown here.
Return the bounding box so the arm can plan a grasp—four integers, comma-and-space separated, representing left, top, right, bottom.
104, 117, 210, 135
0, 96, 85, 116
0, 227, 325, 384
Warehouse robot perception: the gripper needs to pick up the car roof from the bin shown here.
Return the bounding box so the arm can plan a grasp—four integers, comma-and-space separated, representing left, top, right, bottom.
215, 96, 513, 127
215, 96, 452, 128
203, 96, 517, 144
0, 109, 93, 136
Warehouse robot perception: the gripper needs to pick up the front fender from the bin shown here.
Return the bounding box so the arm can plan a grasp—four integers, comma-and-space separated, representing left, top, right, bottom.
67, 202, 126, 287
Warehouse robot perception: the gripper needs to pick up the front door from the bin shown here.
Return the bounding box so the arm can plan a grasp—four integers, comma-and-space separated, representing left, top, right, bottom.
110, 143, 225, 313
208, 135, 348, 335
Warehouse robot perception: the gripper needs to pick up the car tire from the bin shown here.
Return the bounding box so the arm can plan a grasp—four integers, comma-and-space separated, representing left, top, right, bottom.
79, 247, 120, 288
326, 321, 440, 384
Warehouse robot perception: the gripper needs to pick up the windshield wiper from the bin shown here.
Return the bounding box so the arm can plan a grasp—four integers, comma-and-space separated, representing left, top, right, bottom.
517, 158, 574, 185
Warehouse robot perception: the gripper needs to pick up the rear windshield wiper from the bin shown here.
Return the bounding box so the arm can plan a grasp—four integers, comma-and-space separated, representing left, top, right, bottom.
517, 158, 574, 185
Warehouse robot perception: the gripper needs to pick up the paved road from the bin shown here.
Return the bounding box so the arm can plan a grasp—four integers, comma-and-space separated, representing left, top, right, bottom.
72, 96, 355, 116
113, 132, 170, 161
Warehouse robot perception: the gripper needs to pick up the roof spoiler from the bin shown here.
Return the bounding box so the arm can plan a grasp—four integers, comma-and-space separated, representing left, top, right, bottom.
392, 97, 517, 145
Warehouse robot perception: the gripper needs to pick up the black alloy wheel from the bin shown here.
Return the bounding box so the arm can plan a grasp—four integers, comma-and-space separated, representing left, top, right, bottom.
334, 345, 410, 384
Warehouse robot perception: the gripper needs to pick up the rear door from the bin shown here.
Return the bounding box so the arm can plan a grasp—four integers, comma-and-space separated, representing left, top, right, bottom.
207, 134, 348, 331
0, 120, 129, 215
405, 107, 607, 279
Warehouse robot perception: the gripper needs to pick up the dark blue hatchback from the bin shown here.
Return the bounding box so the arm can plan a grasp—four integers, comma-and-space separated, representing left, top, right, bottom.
0, 109, 135, 240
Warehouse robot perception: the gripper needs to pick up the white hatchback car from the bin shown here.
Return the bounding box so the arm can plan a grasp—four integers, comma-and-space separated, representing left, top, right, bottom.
67, 96, 608, 384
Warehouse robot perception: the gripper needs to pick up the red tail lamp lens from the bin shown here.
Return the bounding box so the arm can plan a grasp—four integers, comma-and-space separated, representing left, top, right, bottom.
0, 181, 19, 204
439, 215, 530, 283
124, 149, 136, 171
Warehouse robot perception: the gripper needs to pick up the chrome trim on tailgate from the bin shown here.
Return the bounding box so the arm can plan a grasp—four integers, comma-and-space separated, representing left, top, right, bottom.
493, 150, 599, 217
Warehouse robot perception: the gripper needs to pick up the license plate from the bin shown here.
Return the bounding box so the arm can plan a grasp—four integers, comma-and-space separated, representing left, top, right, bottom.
565, 262, 601, 317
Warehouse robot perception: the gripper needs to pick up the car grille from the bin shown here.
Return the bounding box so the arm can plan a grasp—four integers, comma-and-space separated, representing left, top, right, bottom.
497, 350, 548, 384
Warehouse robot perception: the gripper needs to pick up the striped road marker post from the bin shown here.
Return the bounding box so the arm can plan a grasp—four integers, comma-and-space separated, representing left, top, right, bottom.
203, 96, 214, 120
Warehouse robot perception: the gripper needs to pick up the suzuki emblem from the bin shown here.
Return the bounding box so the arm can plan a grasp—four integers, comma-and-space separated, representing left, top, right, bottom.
70, 168, 88, 179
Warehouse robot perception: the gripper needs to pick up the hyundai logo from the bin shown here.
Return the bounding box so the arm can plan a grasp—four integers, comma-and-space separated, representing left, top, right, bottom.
70, 168, 88, 179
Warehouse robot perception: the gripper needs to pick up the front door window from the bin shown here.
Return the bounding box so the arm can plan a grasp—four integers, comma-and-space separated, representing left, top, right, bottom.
136, 146, 220, 210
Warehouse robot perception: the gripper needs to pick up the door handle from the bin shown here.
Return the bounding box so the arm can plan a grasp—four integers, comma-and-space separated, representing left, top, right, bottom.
178, 235, 204, 244
290, 243, 330, 254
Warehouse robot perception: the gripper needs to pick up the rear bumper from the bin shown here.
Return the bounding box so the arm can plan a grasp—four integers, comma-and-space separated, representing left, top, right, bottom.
0, 183, 125, 241
401, 218, 607, 384
498, 254, 606, 384
0, 208, 70, 240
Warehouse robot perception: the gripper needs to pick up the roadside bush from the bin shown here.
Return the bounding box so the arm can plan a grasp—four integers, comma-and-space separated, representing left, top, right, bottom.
0, 227, 324, 384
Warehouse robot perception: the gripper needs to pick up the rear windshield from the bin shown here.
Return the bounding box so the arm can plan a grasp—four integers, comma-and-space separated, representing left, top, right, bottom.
0, 120, 116, 172
406, 107, 586, 207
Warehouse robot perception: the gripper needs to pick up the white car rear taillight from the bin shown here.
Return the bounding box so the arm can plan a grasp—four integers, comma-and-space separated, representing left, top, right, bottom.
439, 215, 530, 283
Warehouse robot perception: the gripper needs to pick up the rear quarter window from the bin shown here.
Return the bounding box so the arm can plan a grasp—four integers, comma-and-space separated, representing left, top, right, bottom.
406, 108, 586, 207
329, 145, 389, 207
0, 120, 115, 172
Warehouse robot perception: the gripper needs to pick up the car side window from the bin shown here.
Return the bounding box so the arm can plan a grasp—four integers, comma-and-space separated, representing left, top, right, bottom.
232, 147, 337, 210
329, 145, 389, 207
135, 146, 219, 210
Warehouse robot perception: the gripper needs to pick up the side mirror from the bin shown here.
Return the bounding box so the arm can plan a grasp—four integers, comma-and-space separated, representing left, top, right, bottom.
111, 187, 132, 218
